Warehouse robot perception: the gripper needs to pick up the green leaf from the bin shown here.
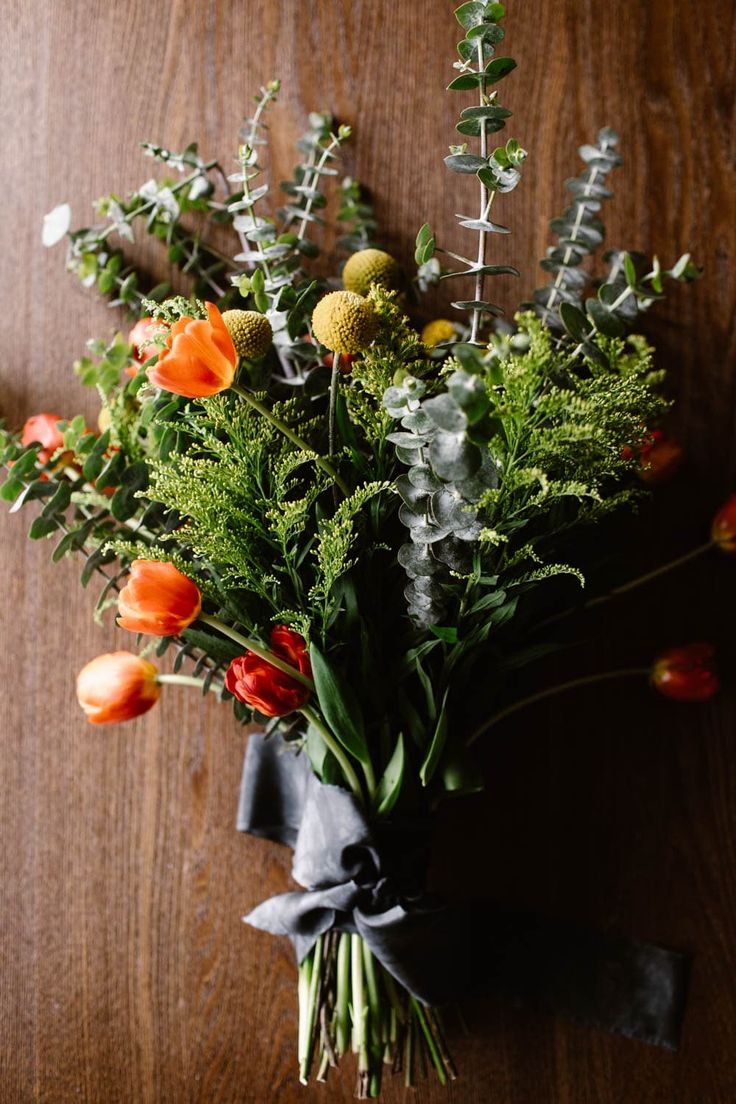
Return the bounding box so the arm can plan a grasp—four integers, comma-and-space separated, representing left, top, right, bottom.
28, 515, 59, 540
415, 222, 436, 265
447, 72, 485, 91
455, 1, 487, 30
444, 153, 488, 174
559, 302, 590, 342
309, 643, 370, 765
440, 747, 484, 796
374, 733, 406, 816
484, 56, 516, 81
420, 689, 449, 786
82, 430, 111, 482
429, 625, 459, 643
623, 252, 638, 288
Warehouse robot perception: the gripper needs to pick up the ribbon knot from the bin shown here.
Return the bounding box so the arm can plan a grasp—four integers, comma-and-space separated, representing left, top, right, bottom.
238, 732, 690, 1043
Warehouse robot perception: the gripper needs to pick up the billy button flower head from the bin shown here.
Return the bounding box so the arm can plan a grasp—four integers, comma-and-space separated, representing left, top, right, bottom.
342, 248, 400, 297
650, 643, 719, 702
147, 301, 237, 398
225, 625, 313, 717
311, 290, 378, 356
221, 309, 272, 359
117, 560, 202, 637
77, 652, 161, 724
711, 495, 736, 553
421, 319, 456, 349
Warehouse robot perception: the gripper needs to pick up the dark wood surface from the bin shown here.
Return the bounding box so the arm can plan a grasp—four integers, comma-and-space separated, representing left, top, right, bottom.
2, 2, 736, 1101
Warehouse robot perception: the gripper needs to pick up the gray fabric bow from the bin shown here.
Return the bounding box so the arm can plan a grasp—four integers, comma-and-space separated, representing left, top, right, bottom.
237, 732, 690, 1044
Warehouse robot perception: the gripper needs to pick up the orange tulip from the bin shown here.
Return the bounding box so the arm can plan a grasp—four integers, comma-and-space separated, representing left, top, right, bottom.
117, 560, 202, 636
21, 413, 65, 464
146, 302, 237, 398
127, 317, 164, 377
76, 651, 161, 724
711, 495, 736, 553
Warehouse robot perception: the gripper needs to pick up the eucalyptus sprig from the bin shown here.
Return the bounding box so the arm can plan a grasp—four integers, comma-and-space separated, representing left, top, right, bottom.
415, 0, 525, 343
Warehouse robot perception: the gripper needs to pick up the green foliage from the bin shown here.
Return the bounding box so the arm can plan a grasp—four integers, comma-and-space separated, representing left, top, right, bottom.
336, 177, 380, 254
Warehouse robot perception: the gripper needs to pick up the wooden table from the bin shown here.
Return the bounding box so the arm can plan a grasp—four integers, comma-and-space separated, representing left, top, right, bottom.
2, 2, 735, 1100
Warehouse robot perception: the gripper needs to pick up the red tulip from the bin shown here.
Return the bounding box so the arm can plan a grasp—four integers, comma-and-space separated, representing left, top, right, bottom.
117, 560, 202, 636
225, 625, 312, 717
650, 643, 719, 702
21, 413, 65, 465
323, 350, 357, 375
637, 431, 684, 486
711, 495, 736, 554
147, 302, 237, 398
76, 651, 161, 724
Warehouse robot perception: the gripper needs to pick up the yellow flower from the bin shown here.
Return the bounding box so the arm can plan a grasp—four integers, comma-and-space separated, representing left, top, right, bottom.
311, 291, 377, 354
221, 309, 273, 359
421, 319, 456, 348
342, 249, 400, 297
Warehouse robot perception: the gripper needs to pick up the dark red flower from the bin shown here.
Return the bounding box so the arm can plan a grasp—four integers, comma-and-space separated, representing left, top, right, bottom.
711, 495, 736, 554
637, 430, 684, 486
650, 643, 719, 702
225, 626, 312, 717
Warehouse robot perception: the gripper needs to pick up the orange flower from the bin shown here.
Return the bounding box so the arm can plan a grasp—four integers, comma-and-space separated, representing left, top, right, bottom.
650, 643, 719, 702
21, 413, 65, 464
76, 651, 161, 724
117, 560, 202, 636
146, 302, 237, 398
127, 317, 164, 377
711, 495, 736, 553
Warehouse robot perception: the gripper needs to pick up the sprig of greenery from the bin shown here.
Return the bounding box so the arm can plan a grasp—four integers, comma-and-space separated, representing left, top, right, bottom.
415, 0, 525, 341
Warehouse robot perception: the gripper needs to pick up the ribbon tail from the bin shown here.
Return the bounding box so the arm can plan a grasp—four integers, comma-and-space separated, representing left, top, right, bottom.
244, 883, 359, 965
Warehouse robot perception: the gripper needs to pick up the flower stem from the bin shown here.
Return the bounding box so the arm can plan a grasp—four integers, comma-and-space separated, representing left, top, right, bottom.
469, 39, 489, 346
300, 705, 364, 801
467, 667, 650, 746
231, 382, 350, 496
351, 934, 370, 1096
299, 937, 323, 1084
335, 934, 351, 1057
197, 612, 315, 690
157, 673, 219, 693
537, 541, 714, 633
328, 356, 339, 460
410, 997, 447, 1086
585, 541, 713, 609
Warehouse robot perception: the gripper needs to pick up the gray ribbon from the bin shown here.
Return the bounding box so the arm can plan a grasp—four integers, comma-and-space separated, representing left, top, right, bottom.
238, 732, 689, 1047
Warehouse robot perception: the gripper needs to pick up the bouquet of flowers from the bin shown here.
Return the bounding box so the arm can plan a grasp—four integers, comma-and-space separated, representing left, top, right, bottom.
5, 0, 725, 1095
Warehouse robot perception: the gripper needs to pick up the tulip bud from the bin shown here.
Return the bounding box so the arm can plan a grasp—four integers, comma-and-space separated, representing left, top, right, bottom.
711, 495, 736, 553
21, 413, 65, 465
650, 643, 719, 702
76, 652, 161, 724
117, 560, 202, 637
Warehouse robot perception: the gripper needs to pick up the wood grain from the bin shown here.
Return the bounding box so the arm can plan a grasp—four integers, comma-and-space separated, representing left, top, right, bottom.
1, 1, 735, 1101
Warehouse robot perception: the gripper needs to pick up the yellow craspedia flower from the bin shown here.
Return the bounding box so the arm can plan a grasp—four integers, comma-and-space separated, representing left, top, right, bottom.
221, 309, 272, 359
342, 249, 400, 297
98, 406, 112, 433
311, 291, 378, 355
421, 319, 456, 348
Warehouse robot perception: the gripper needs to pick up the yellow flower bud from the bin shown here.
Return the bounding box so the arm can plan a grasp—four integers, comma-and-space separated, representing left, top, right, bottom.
311, 291, 378, 355
221, 309, 273, 359
342, 249, 400, 297
421, 319, 456, 349
98, 407, 112, 433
